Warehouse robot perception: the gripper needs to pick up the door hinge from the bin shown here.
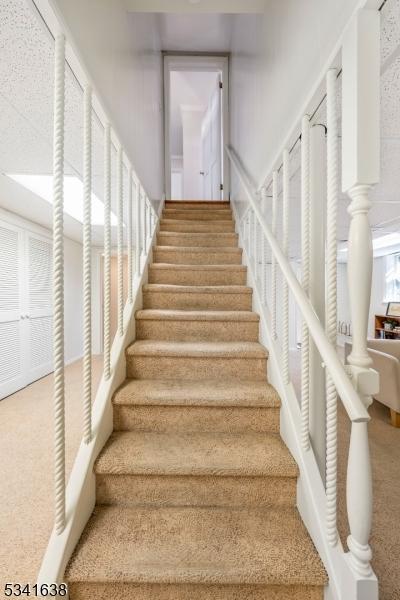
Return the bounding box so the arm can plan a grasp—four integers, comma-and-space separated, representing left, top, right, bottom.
220, 183, 223, 191
219, 81, 223, 89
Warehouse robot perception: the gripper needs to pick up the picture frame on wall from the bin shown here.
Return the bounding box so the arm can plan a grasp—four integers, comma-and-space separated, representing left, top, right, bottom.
386, 302, 400, 317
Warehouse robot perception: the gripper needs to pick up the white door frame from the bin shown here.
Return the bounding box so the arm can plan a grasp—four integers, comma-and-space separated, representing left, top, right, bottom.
163, 54, 230, 201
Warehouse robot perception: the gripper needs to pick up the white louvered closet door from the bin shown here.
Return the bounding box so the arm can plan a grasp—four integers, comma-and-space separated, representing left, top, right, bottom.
25, 232, 53, 384
0, 221, 26, 399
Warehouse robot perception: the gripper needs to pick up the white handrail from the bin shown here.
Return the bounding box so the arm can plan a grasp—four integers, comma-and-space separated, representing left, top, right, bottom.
225, 144, 369, 424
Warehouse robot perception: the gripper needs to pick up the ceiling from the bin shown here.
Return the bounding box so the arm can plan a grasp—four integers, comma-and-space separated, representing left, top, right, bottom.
169, 71, 218, 155
0, 0, 130, 245
159, 13, 233, 52
1, 0, 400, 252
125, 0, 266, 14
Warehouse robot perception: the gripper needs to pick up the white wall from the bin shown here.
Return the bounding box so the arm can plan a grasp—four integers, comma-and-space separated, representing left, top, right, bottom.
229, 0, 362, 192
337, 257, 388, 342
51, 0, 164, 201
64, 237, 84, 363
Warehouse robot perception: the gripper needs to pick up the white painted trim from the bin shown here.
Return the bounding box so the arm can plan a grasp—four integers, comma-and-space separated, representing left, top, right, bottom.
163, 54, 230, 200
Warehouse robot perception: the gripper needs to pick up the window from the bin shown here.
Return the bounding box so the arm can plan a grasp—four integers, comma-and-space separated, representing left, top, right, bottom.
385, 253, 400, 301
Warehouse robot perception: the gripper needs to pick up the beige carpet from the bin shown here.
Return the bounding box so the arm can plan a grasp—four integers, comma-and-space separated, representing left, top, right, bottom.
0, 357, 103, 592
290, 349, 400, 600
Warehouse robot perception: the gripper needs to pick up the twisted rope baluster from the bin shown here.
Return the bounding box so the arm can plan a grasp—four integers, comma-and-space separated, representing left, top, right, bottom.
271, 171, 278, 340
135, 180, 141, 275
128, 167, 133, 303
143, 191, 148, 255
301, 115, 311, 451
326, 68, 339, 546
103, 124, 111, 380
52, 34, 66, 535
83, 84, 92, 445
261, 186, 268, 304
282, 150, 290, 384
117, 146, 124, 336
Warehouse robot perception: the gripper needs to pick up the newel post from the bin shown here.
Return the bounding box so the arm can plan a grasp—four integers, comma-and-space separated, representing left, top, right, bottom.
341, 8, 380, 597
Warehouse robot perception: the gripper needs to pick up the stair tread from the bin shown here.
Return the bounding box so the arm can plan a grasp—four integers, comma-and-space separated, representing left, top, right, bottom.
136, 309, 259, 322
143, 283, 252, 294
154, 245, 241, 253
113, 379, 280, 407
126, 340, 267, 358
66, 505, 327, 585
95, 431, 298, 477
149, 264, 246, 271
161, 219, 234, 224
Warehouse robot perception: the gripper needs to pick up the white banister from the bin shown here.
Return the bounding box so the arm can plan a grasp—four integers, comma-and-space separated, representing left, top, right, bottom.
271, 170, 278, 340
253, 204, 258, 280
261, 186, 268, 304
300, 114, 311, 452
147, 197, 152, 250
52, 33, 66, 536
142, 188, 147, 257
82, 83, 92, 445
103, 123, 111, 380
135, 180, 141, 276
341, 8, 380, 583
325, 68, 339, 546
309, 123, 327, 478
117, 146, 124, 337
127, 167, 133, 303
282, 150, 290, 385
226, 145, 369, 424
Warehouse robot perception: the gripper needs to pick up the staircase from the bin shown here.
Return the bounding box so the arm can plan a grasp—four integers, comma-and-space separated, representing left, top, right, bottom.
66, 200, 327, 599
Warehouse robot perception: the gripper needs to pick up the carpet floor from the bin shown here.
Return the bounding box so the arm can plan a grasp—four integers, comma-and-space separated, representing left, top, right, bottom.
0, 352, 398, 598
0, 357, 103, 594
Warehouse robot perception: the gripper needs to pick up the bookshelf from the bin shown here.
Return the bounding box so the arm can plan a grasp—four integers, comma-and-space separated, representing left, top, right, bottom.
374, 314, 400, 339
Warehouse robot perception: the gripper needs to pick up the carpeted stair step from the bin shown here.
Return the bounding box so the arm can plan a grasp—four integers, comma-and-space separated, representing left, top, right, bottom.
95, 430, 298, 507
157, 232, 238, 247
160, 219, 235, 233
143, 284, 252, 310
148, 264, 247, 286
112, 379, 281, 433
163, 209, 233, 221
135, 309, 259, 342
66, 505, 327, 599
165, 200, 231, 209
126, 340, 267, 380
153, 246, 242, 265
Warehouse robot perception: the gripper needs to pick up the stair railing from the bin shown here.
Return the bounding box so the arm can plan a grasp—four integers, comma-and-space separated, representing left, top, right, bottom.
38, 21, 161, 583
227, 6, 380, 600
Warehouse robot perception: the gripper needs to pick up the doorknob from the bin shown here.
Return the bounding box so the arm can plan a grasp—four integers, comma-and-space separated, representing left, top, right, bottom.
199, 171, 204, 175
20, 315, 25, 320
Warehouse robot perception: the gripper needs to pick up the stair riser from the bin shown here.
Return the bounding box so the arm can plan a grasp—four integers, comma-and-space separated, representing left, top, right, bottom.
157, 233, 238, 247
165, 202, 230, 209
163, 210, 233, 221
160, 220, 235, 233
96, 474, 296, 508
143, 291, 252, 311
113, 405, 280, 433
68, 583, 323, 600
149, 268, 247, 286
154, 249, 242, 265
136, 319, 259, 342
126, 355, 267, 381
